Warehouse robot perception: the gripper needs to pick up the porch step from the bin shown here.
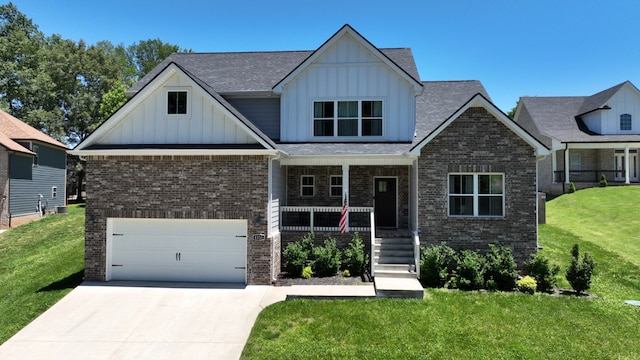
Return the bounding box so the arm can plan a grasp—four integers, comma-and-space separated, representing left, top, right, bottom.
374, 277, 424, 299
374, 264, 416, 279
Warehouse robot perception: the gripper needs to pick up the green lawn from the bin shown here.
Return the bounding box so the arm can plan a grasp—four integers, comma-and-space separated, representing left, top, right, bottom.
0, 204, 85, 344
242, 187, 640, 359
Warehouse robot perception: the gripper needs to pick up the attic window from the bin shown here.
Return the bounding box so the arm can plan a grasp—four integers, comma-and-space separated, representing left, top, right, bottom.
620, 114, 632, 131
167, 89, 189, 116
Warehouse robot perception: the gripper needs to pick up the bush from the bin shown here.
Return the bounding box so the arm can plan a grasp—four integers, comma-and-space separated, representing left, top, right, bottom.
313, 238, 342, 277
565, 244, 596, 294
568, 182, 576, 193
599, 174, 608, 187
517, 276, 537, 295
283, 233, 315, 276
301, 266, 313, 279
420, 243, 456, 288
452, 250, 485, 290
342, 232, 369, 276
342, 269, 351, 277
525, 253, 560, 293
483, 244, 519, 291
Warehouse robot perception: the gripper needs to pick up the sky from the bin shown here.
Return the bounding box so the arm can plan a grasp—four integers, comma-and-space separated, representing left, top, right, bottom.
8, 0, 640, 112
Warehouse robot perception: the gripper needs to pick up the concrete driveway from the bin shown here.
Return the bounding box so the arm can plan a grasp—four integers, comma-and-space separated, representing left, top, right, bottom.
0, 282, 286, 360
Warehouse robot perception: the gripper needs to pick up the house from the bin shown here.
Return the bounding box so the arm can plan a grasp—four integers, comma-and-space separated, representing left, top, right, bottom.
70, 25, 549, 285
0, 109, 67, 228
515, 81, 640, 194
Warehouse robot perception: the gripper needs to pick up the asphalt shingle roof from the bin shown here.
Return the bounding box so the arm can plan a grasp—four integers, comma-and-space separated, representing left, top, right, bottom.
0, 109, 67, 154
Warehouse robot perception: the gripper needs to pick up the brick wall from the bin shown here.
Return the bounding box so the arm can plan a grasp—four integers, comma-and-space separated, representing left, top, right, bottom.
418, 107, 538, 266
84, 155, 274, 284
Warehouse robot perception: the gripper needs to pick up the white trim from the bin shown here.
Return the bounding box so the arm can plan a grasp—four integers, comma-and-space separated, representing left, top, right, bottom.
447, 173, 505, 218
165, 87, 191, 119
279, 155, 416, 166
566, 142, 640, 149
373, 176, 398, 228
300, 175, 315, 197
329, 175, 343, 197
312, 99, 384, 139
410, 94, 549, 157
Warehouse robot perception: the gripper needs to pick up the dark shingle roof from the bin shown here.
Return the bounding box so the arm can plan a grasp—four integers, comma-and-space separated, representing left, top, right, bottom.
129, 49, 421, 95
520, 81, 640, 143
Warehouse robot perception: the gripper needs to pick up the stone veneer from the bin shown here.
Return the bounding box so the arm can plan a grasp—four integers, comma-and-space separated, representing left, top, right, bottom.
84, 155, 276, 285
418, 107, 538, 266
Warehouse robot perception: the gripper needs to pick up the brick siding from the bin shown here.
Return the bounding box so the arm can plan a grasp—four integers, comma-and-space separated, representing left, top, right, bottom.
84, 155, 274, 284
418, 107, 538, 266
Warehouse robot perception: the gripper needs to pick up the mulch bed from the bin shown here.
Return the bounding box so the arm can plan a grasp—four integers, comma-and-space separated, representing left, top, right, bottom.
275, 272, 373, 286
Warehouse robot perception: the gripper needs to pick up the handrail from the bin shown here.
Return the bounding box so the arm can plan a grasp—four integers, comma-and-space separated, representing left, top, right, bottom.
370, 208, 376, 278
412, 230, 420, 278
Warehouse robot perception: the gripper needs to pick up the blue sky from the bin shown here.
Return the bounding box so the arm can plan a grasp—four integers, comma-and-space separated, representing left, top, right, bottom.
9, 0, 640, 112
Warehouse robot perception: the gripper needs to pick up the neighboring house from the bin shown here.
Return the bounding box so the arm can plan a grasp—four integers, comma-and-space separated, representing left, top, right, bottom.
515, 81, 640, 194
70, 25, 548, 285
0, 109, 67, 228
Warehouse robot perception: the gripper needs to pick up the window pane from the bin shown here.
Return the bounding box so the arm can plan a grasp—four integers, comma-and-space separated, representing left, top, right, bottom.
620, 114, 632, 131
362, 101, 382, 117
362, 118, 382, 136
450, 196, 473, 215
302, 187, 314, 196
490, 175, 503, 194
479, 175, 503, 194
479, 196, 503, 216
331, 176, 342, 186
450, 175, 473, 194
338, 101, 357, 117
177, 92, 187, 114
314, 101, 333, 118
338, 118, 358, 136
168, 92, 177, 114
302, 176, 314, 186
314, 119, 334, 136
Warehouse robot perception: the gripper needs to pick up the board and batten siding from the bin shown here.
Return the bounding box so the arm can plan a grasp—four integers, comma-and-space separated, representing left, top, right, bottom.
279, 34, 416, 142
226, 97, 280, 140
600, 85, 640, 134
97, 73, 259, 145
9, 156, 65, 216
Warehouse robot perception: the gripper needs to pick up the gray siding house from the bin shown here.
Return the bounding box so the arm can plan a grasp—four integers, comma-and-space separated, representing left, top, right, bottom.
71, 25, 548, 285
0, 109, 67, 228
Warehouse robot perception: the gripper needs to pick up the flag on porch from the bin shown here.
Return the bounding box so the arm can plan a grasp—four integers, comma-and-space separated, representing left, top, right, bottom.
339, 192, 348, 234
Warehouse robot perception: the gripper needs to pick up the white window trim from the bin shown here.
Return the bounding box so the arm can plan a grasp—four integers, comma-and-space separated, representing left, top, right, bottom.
448, 173, 505, 218
312, 99, 384, 139
300, 175, 315, 197
329, 175, 342, 197
165, 87, 191, 119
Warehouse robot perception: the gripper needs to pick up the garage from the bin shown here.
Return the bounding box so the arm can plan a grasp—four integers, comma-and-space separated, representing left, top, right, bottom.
107, 218, 247, 283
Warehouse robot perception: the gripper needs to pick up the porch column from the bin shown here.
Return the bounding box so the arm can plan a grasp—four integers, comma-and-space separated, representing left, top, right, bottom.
625, 147, 630, 184
342, 164, 349, 232
564, 147, 570, 184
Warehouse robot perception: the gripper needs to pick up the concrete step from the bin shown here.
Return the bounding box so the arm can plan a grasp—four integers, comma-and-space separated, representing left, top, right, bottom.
374, 249, 413, 258
375, 255, 414, 264
374, 269, 417, 279
374, 277, 424, 299
375, 263, 414, 272
375, 237, 412, 245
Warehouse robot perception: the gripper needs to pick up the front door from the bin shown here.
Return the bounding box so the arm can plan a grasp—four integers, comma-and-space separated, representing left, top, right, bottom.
615, 153, 625, 181
374, 177, 397, 228
614, 151, 639, 182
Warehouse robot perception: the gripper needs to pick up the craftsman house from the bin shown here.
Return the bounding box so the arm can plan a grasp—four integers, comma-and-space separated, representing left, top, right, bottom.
515, 81, 640, 194
71, 25, 548, 285
0, 109, 67, 228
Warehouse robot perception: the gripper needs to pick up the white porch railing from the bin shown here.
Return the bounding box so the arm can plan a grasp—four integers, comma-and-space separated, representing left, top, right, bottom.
370, 209, 376, 278
280, 206, 373, 232
412, 230, 420, 278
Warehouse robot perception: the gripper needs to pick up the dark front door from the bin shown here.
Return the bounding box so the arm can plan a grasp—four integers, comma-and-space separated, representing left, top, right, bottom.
374, 177, 397, 228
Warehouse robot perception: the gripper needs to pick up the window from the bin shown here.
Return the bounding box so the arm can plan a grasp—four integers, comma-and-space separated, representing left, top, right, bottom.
52, 186, 57, 199
570, 154, 581, 171
449, 173, 504, 217
32, 144, 39, 166
620, 114, 632, 131
313, 100, 383, 137
330, 176, 343, 197
167, 90, 188, 115
301, 175, 315, 197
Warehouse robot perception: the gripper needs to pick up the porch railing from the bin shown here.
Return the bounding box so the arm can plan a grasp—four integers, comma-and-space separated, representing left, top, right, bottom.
554, 170, 625, 183
412, 230, 420, 279
280, 206, 374, 232
370, 209, 376, 278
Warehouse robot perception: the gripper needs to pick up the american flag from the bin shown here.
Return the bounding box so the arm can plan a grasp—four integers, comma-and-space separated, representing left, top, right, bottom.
339, 192, 348, 234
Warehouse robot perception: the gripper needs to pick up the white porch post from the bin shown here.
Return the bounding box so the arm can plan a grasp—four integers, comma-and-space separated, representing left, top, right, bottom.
342, 164, 349, 232
552, 150, 558, 183
624, 147, 631, 184
564, 147, 570, 184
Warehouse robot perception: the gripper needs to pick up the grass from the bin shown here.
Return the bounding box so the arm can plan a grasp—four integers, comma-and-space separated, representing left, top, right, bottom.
0, 204, 85, 344
242, 187, 640, 359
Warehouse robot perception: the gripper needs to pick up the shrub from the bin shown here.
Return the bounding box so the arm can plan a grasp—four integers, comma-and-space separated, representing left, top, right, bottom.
313, 237, 342, 277
453, 250, 485, 290
525, 253, 560, 293
420, 243, 455, 288
517, 276, 537, 295
342, 232, 369, 276
301, 266, 313, 279
568, 182, 576, 193
599, 174, 608, 187
283, 233, 315, 276
484, 244, 519, 291
565, 244, 596, 294
342, 269, 351, 277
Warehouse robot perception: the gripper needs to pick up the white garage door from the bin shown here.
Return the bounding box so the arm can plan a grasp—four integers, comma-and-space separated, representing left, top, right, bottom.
108, 218, 247, 283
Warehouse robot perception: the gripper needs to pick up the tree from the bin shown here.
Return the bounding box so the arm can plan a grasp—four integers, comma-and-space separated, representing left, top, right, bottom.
99, 82, 128, 120
506, 102, 518, 119
127, 38, 189, 80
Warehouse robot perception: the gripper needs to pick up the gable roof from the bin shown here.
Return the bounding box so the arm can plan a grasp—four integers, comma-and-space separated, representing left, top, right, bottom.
519, 81, 640, 143
72, 62, 278, 155
410, 93, 549, 156
272, 24, 423, 94
0, 109, 67, 154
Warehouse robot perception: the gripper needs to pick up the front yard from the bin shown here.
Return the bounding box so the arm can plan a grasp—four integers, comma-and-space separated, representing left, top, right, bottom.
242, 187, 640, 359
